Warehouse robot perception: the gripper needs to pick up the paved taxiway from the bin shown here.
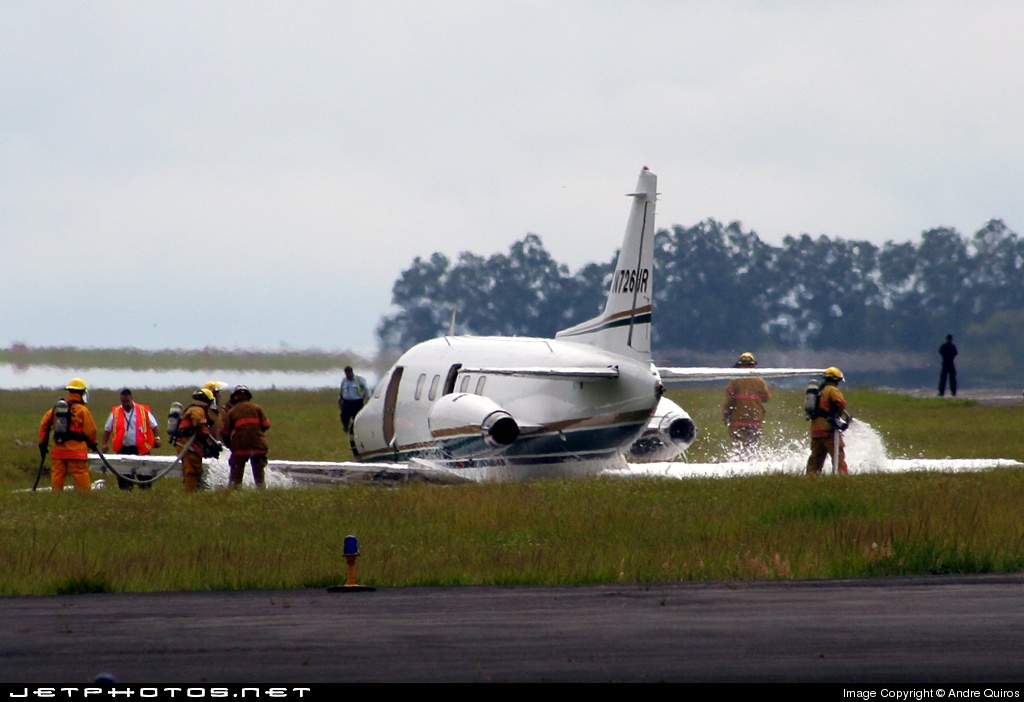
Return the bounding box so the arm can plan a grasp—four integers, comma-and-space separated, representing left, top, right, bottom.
3, 575, 1024, 683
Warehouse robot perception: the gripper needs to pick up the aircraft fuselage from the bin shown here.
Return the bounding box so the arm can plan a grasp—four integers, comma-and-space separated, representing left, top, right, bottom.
351, 335, 662, 465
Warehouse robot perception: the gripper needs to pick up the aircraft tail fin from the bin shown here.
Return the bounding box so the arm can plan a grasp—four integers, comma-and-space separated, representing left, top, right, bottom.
555, 167, 657, 361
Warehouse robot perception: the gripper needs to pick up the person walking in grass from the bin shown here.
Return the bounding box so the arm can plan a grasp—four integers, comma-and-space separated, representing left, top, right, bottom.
338, 366, 370, 433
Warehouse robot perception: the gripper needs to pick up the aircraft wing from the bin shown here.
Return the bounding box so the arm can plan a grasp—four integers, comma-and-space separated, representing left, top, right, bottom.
459, 366, 619, 380
657, 367, 822, 382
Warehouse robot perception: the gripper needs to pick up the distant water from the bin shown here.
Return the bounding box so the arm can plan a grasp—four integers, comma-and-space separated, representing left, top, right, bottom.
0, 364, 373, 391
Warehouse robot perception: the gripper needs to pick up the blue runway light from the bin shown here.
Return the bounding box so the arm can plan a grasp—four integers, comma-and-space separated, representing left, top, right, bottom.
327, 534, 375, 592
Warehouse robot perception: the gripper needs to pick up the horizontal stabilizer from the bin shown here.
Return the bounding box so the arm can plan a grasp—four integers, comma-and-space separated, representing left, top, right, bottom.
658, 367, 823, 382
460, 366, 620, 380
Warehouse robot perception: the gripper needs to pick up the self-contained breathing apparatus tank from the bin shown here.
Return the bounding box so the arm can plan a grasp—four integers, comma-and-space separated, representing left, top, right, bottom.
803, 380, 820, 421
167, 402, 184, 439
803, 379, 852, 430
52, 399, 71, 444
167, 400, 222, 457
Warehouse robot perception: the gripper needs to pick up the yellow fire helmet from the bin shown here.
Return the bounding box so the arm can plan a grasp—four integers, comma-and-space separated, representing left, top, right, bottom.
823, 367, 844, 382
192, 388, 215, 403
66, 377, 88, 392
203, 381, 228, 393
736, 352, 757, 367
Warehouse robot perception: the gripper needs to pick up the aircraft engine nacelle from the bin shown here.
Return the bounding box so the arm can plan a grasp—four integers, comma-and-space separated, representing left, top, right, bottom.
628, 397, 696, 462
427, 393, 520, 457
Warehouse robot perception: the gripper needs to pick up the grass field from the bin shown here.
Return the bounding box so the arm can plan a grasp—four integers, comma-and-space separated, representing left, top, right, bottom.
1, 386, 1022, 595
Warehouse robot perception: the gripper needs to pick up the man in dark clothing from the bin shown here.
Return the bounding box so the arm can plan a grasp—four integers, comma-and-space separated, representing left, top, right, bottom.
938, 334, 958, 397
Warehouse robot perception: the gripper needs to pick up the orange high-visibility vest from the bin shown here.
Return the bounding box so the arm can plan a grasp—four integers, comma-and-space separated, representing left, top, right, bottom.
111, 403, 155, 454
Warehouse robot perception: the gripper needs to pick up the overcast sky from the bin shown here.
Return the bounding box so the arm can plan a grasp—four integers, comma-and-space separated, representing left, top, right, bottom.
3, 1, 1022, 355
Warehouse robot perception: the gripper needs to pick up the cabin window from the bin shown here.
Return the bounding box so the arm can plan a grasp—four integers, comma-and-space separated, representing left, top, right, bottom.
459, 375, 471, 393
475, 376, 487, 395
414, 373, 427, 400
428, 374, 441, 401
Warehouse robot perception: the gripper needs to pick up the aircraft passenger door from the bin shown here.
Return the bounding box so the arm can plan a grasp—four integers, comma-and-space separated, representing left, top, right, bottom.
382, 366, 404, 448
442, 363, 462, 395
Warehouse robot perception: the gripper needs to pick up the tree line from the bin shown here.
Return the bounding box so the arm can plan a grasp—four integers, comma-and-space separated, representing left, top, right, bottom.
377, 219, 1024, 382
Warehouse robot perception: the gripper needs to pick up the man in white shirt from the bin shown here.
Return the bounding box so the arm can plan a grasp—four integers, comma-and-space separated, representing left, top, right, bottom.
101, 388, 161, 490
338, 366, 371, 433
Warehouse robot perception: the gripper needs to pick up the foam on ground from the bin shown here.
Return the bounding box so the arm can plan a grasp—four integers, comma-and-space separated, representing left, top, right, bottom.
82, 419, 1022, 488
616, 420, 1022, 479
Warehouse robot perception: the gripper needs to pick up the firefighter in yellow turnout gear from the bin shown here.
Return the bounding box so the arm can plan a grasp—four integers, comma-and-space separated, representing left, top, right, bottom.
722, 352, 771, 457
203, 380, 229, 440
806, 367, 849, 474
175, 388, 215, 492
38, 378, 98, 492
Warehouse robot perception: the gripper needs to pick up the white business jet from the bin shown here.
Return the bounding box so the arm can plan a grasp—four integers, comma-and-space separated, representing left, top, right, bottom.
85, 168, 820, 486
351, 168, 821, 472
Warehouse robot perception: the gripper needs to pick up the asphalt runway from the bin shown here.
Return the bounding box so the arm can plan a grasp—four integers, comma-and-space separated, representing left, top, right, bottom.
3, 575, 1024, 683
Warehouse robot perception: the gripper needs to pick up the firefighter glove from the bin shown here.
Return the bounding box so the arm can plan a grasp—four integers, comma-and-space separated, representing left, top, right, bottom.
205, 437, 223, 459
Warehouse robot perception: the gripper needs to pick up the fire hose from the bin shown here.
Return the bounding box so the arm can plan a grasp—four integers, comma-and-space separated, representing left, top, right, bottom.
91, 434, 197, 487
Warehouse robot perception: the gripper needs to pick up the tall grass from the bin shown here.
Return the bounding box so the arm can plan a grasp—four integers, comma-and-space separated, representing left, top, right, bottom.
2, 471, 1024, 595
1, 387, 1023, 595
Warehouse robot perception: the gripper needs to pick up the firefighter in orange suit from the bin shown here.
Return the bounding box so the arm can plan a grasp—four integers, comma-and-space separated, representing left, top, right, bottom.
722, 352, 771, 456
101, 388, 161, 490
38, 378, 98, 492
806, 367, 848, 474
175, 388, 214, 492
223, 385, 271, 489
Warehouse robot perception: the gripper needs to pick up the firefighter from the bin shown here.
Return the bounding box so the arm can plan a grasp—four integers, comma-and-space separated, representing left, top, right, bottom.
806, 366, 848, 474
38, 378, 98, 492
175, 388, 215, 492
100, 388, 161, 490
203, 380, 229, 439
223, 385, 272, 489
722, 352, 771, 457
